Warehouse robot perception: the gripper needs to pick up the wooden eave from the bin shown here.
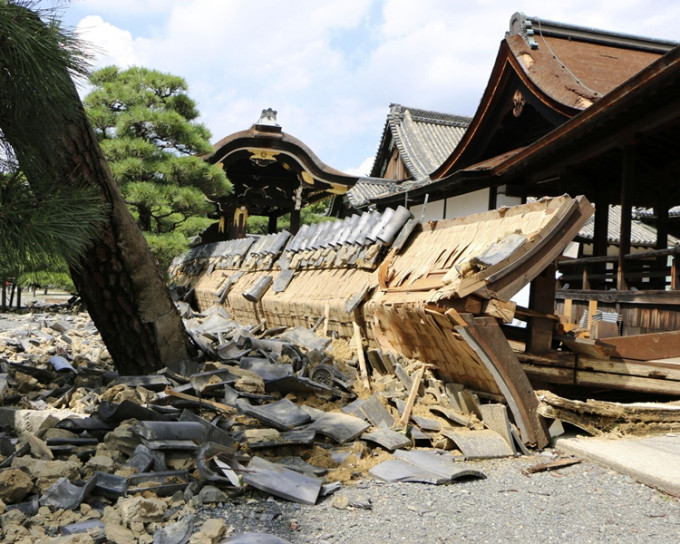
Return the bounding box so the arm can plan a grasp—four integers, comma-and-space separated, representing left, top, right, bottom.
494, 45, 680, 207
208, 125, 359, 193
429, 39, 577, 182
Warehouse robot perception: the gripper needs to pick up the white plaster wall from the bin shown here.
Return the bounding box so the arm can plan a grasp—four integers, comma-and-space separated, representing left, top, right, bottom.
410, 199, 445, 222
497, 194, 522, 208
444, 189, 490, 219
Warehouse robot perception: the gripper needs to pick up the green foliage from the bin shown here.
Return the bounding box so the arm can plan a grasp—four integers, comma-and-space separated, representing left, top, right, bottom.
0, 173, 107, 277
143, 231, 190, 277
84, 65, 231, 266
0, 2, 106, 288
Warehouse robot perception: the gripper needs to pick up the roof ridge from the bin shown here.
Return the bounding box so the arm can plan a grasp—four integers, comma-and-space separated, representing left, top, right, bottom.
390, 103, 472, 127
509, 12, 678, 53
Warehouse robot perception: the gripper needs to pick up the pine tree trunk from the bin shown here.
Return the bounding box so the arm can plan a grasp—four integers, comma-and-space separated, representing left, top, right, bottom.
60, 113, 193, 375
0, 4, 193, 375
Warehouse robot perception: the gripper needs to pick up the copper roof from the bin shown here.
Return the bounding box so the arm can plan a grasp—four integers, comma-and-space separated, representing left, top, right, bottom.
366, 14, 678, 209
507, 13, 674, 109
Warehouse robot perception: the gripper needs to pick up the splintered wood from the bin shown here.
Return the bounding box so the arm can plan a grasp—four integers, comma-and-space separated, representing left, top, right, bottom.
178, 195, 595, 448
537, 390, 680, 435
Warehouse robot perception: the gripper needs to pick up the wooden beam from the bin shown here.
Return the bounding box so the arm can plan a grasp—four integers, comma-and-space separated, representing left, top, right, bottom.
596, 330, 680, 361
398, 365, 426, 427
617, 148, 633, 290
527, 263, 556, 354
352, 321, 371, 391
578, 355, 680, 381
290, 209, 301, 235
456, 316, 549, 448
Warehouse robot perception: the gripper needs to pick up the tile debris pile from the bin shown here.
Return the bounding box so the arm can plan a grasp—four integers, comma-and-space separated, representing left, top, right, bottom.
0, 303, 539, 543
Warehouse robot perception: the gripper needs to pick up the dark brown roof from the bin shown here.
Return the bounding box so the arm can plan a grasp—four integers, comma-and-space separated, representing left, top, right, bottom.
366, 14, 677, 210
207, 110, 359, 217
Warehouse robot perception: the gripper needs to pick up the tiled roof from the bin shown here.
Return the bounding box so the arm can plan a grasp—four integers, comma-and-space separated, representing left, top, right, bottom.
635, 206, 680, 220
370, 104, 470, 179
577, 205, 680, 247
347, 105, 470, 209
345, 177, 398, 209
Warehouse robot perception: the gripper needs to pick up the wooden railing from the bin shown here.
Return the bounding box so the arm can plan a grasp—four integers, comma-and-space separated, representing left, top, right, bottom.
557, 247, 680, 291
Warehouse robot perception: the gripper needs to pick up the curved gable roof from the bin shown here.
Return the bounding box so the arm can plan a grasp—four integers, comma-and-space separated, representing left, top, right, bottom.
430, 12, 674, 181
370, 104, 470, 180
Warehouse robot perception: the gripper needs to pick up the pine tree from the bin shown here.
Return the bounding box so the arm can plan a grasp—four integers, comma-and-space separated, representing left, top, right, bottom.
84, 66, 231, 271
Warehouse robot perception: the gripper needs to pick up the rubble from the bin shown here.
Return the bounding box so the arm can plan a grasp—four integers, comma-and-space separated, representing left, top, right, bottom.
9, 289, 677, 541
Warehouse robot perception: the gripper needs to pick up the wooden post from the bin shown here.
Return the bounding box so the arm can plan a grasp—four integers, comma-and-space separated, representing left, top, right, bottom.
527, 263, 556, 354
593, 192, 609, 289
352, 321, 371, 391
587, 300, 598, 333
290, 209, 301, 235
654, 201, 669, 289
617, 148, 633, 291
398, 365, 426, 427
267, 214, 278, 234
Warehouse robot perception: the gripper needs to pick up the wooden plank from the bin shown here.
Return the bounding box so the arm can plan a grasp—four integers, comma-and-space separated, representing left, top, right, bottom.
515, 351, 576, 369
590, 320, 619, 340
527, 264, 556, 354
559, 336, 615, 360
521, 363, 575, 385
456, 316, 549, 448
575, 370, 680, 396
444, 307, 467, 327
597, 330, 680, 361
561, 298, 573, 324
522, 458, 582, 474
164, 388, 237, 415
578, 356, 680, 381
587, 300, 598, 331
483, 299, 515, 323
352, 321, 371, 391
537, 390, 680, 422
398, 365, 426, 427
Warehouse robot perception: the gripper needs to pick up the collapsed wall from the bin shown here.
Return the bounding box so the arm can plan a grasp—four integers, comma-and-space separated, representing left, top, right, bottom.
169, 195, 594, 447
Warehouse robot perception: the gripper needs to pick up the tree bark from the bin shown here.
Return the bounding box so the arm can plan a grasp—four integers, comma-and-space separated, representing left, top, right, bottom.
0, 16, 193, 375
62, 114, 193, 375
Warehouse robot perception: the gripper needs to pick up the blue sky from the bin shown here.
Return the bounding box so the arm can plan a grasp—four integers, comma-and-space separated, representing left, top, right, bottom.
59, 0, 679, 175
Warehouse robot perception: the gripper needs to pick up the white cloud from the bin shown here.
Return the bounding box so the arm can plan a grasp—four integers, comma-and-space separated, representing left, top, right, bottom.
76, 15, 145, 68
64, 0, 680, 171
345, 156, 376, 177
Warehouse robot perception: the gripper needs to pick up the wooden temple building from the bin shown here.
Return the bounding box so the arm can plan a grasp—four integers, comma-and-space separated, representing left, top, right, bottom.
174, 13, 680, 446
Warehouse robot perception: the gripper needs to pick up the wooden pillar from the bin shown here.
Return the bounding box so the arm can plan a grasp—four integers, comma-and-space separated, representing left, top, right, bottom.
232, 206, 248, 239
267, 214, 278, 234
654, 201, 669, 289
488, 185, 497, 210
617, 149, 633, 291
527, 263, 556, 354
593, 191, 609, 289
290, 209, 301, 235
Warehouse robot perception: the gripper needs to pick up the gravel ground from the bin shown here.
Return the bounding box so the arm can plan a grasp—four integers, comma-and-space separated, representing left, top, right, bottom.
2, 307, 679, 543
195, 455, 680, 544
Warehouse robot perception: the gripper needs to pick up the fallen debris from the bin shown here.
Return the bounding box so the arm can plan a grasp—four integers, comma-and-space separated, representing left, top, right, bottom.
537, 390, 680, 435
0, 299, 577, 542
521, 457, 582, 475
